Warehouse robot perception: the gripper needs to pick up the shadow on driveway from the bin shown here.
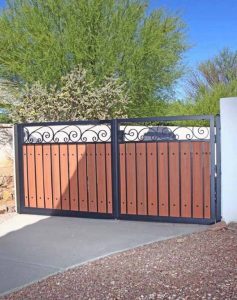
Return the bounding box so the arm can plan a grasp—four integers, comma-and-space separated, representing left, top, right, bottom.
0, 214, 208, 295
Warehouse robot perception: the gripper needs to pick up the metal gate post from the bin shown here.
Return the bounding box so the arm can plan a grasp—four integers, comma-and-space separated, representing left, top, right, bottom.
14, 124, 24, 213
215, 115, 222, 221
210, 116, 216, 221
111, 119, 120, 219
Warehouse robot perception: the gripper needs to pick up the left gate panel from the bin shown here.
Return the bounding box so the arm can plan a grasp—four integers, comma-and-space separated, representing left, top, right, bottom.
19, 121, 113, 218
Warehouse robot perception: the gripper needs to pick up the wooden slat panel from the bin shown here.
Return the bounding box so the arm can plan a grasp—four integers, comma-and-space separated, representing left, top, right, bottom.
96, 144, 107, 213
87, 144, 97, 212
23, 145, 29, 207
68, 145, 79, 211
192, 142, 203, 218
126, 143, 137, 215
35, 145, 45, 208
203, 142, 211, 218
147, 143, 158, 216
43, 145, 53, 209
60, 144, 70, 210
51, 145, 61, 209
180, 142, 192, 218
119, 144, 126, 214
158, 143, 169, 216
106, 144, 113, 214
27, 145, 37, 207
136, 143, 147, 215
77, 144, 88, 212
169, 142, 180, 217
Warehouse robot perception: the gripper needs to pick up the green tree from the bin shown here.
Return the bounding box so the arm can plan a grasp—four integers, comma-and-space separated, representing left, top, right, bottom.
0, 0, 187, 116
169, 48, 237, 116
187, 48, 237, 98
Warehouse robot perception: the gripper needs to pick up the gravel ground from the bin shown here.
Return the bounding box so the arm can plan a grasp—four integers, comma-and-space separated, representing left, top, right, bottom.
1, 223, 237, 300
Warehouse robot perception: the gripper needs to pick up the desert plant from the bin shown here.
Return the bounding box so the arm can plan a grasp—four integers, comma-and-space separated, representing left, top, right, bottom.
11, 65, 129, 122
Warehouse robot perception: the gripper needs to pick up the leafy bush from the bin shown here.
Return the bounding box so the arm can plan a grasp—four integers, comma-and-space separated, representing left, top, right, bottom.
12, 66, 129, 122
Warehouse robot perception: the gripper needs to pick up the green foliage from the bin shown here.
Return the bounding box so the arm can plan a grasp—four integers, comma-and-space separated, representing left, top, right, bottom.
190, 80, 237, 115
0, 0, 187, 116
187, 48, 237, 98
169, 48, 237, 117
11, 65, 129, 122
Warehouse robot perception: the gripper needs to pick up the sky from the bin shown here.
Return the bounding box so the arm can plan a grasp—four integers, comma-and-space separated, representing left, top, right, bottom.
0, 0, 237, 97
149, 0, 237, 66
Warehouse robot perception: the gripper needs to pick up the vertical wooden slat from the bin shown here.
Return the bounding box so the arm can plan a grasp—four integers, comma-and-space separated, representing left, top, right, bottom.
96, 144, 107, 213
23, 145, 29, 207
43, 145, 53, 209
126, 143, 137, 215
147, 143, 158, 216
35, 145, 45, 208
180, 142, 192, 217
60, 144, 70, 210
27, 145, 37, 207
68, 144, 79, 211
158, 142, 169, 216
51, 145, 61, 210
106, 144, 113, 214
169, 142, 180, 217
87, 144, 97, 212
77, 144, 88, 212
203, 142, 211, 218
192, 142, 203, 218
119, 144, 126, 214
136, 143, 147, 215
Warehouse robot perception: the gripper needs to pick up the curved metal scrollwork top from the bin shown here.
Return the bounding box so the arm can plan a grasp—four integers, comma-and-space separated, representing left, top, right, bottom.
24, 124, 111, 143
123, 125, 210, 142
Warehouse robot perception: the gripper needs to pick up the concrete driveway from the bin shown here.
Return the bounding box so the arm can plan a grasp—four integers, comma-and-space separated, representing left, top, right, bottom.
0, 214, 208, 295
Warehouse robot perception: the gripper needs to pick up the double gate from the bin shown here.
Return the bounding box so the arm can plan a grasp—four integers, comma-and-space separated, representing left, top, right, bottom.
15, 115, 221, 224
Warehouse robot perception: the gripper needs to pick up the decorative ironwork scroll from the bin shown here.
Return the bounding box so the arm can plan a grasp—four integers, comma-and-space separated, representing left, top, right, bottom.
122, 125, 210, 142
24, 124, 111, 144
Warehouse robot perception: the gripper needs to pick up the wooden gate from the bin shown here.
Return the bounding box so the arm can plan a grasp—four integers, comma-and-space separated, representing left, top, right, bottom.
15, 116, 221, 224
15, 120, 114, 218
116, 115, 221, 224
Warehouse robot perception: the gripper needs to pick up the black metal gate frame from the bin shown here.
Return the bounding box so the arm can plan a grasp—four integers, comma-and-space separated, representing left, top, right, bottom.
15, 115, 221, 225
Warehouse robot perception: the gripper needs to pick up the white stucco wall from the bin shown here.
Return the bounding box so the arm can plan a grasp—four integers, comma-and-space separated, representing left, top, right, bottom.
220, 97, 237, 223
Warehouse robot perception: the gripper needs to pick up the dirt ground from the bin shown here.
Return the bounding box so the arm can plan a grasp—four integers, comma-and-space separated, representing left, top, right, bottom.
1, 222, 236, 300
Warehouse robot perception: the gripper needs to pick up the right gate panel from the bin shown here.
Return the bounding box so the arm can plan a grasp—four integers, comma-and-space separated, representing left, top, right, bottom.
119, 141, 211, 220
